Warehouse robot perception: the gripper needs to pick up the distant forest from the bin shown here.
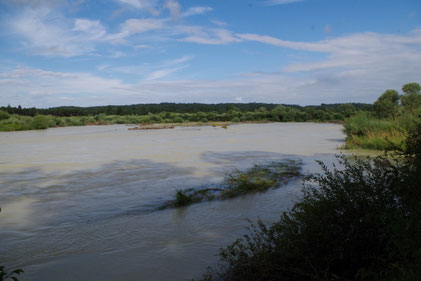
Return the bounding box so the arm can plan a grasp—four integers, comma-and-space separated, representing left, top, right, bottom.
1, 102, 372, 117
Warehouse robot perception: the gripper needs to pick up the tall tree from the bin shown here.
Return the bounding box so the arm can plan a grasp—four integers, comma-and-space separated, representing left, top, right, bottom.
401, 82, 421, 114
373, 89, 400, 119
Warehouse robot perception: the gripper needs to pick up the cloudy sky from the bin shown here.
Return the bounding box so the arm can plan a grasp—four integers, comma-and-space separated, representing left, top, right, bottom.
0, 0, 420, 107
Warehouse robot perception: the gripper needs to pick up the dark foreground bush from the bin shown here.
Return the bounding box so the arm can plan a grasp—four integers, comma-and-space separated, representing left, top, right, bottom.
200, 125, 421, 281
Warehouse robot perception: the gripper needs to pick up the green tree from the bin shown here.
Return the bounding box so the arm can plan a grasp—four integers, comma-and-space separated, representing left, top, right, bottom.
402, 82, 421, 95
373, 89, 400, 119
401, 82, 421, 114
339, 103, 356, 118
271, 105, 287, 121
0, 110, 10, 121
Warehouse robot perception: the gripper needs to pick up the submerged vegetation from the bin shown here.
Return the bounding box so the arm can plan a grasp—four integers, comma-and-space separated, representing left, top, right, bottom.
0, 263, 23, 281
198, 122, 421, 281
163, 161, 302, 209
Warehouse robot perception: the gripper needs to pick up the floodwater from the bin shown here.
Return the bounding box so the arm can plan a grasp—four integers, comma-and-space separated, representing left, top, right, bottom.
1, 123, 345, 281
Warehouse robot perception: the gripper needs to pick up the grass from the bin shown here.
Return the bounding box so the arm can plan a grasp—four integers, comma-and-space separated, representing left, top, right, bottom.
343, 111, 416, 150
163, 160, 302, 209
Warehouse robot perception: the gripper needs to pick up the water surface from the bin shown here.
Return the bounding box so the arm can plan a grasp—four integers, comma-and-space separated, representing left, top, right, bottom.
0, 123, 345, 281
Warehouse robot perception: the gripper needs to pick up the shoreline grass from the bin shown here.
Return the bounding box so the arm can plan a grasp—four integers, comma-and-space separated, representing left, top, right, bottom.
343, 111, 418, 150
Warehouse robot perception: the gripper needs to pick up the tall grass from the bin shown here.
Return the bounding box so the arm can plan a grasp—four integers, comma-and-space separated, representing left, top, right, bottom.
343, 111, 412, 150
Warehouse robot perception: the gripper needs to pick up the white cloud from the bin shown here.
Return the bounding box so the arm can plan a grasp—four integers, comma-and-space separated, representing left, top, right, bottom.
144, 65, 186, 80
73, 19, 106, 40
10, 8, 110, 56
106, 18, 164, 43
115, 0, 160, 15
182, 28, 241, 45
182, 6, 213, 17
211, 20, 227, 27
134, 44, 151, 48
237, 30, 421, 77
161, 55, 194, 66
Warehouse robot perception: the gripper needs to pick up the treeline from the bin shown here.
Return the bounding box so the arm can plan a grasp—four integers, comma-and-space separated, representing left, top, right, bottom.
0, 102, 371, 117
344, 82, 421, 150
0, 103, 369, 132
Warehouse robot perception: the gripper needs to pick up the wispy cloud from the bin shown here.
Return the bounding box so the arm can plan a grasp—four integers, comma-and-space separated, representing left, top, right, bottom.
211, 19, 227, 27
10, 8, 103, 57
144, 65, 187, 80
182, 6, 213, 17
106, 18, 164, 43
115, 0, 160, 15
181, 28, 241, 45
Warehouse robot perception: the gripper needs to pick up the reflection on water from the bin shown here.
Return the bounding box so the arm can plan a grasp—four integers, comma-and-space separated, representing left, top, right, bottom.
1, 123, 345, 281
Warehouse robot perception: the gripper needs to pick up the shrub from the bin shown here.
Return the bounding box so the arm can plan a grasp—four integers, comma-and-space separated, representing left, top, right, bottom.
32, 115, 50, 130
173, 117, 184, 123
199, 129, 421, 281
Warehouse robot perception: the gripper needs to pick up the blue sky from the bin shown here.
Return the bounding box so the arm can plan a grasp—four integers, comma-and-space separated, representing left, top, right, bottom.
0, 0, 420, 107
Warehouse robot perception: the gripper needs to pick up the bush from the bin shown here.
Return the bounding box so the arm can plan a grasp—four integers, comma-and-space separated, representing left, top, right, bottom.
32, 115, 50, 130
200, 127, 421, 281
173, 117, 184, 123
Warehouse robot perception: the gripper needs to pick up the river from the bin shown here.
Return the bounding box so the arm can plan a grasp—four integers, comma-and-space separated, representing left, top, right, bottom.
0, 123, 345, 281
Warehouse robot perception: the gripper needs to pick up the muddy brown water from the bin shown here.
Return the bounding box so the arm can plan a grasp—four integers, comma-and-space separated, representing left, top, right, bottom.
1, 123, 346, 281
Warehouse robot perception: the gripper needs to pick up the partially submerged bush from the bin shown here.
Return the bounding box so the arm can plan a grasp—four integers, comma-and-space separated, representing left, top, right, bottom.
173, 189, 195, 207
163, 161, 302, 209
222, 162, 300, 198
0, 265, 23, 281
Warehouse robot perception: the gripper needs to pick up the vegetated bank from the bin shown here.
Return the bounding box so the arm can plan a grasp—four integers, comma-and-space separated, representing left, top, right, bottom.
343, 82, 421, 150
196, 120, 421, 281
0, 102, 365, 132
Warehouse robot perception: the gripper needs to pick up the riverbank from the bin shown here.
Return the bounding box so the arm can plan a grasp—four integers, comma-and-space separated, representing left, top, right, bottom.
0, 105, 348, 132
